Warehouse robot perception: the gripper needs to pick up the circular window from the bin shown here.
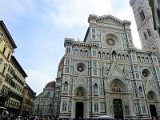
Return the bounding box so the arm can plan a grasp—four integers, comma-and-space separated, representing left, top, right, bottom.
106, 39, 115, 46
77, 63, 85, 72
142, 69, 150, 77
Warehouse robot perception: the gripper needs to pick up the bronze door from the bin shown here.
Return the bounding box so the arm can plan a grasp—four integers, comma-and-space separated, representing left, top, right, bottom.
75, 102, 83, 119
113, 99, 124, 119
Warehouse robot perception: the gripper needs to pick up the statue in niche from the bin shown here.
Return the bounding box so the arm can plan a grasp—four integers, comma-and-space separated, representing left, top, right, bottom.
112, 84, 121, 92
125, 105, 129, 115
63, 82, 68, 91
104, 64, 111, 76
76, 87, 84, 96
123, 65, 129, 78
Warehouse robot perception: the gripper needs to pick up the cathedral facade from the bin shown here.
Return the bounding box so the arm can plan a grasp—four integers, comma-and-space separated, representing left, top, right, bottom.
53, 1, 160, 119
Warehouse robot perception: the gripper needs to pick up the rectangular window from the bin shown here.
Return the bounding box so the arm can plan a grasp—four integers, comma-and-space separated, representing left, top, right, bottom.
68, 101, 71, 112
62, 101, 67, 111
89, 102, 92, 113
65, 58, 70, 65
93, 61, 97, 67
140, 10, 145, 21
100, 102, 105, 112
93, 68, 97, 76
134, 72, 140, 79
66, 47, 70, 53
91, 28, 96, 39
134, 103, 140, 113
133, 65, 138, 71
65, 66, 69, 73
142, 104, 146, 114
2, 47, 6, 54
7, 53, 10, 60
92, 50, 96, 56
94, 103, 99, 112
132, 54, 136, 60
2, 66, 6, 74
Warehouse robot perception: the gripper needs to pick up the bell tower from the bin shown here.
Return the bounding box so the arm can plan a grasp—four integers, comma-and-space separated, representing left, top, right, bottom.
130, 0, 160, 59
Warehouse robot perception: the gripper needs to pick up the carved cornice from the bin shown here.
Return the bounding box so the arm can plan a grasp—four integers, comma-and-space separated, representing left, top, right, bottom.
64, 38, 98, 48
88, 14, 131, 25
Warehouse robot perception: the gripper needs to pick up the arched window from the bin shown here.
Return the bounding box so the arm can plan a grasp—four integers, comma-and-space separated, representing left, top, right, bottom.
137, 56, 141, 62
140, 10, 145, 21
74, 49, 78, 55
98, 52, 101, 58
122, 54, 125, 60
112, 51, 116, 59
94, 83, 98, 94
118, 54, 121, 60
141, 57, 145, 62
102, 52, 105, 59
62, 101, 67, 111
147, 28, 152, 37
126, 55, 129, 60
143, 32, 148, 40
139, 86, 142, 96
146, 57, 149, 63
80, 49, 83, 56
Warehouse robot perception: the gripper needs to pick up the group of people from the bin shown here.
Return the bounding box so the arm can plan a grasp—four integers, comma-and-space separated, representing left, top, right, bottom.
0, 112, 57, 120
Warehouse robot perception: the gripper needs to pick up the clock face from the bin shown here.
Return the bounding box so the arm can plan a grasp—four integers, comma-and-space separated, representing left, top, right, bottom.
106, 39, 115, 46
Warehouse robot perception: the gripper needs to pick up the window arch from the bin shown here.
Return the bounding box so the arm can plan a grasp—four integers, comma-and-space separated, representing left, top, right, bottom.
94, 83, 98, 94
106, 52, 110, 59
139, 10, 145, 21
85, 50, 88, 57
112, 51, 116, 59
102, 52, 105, 59
139, 86, 143, 96
118, 54, 121, 60
98, 52, 101, 58
80, 49, 83, 56
74, 49, 78, 55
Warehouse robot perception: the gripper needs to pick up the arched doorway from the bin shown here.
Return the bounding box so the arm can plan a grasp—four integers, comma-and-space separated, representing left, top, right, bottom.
113, 99, 124, 119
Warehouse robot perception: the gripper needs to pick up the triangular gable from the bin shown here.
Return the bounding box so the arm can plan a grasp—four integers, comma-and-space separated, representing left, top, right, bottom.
88, 14, 130, 26
97, 15, 123, 26
107, 63, 125, 78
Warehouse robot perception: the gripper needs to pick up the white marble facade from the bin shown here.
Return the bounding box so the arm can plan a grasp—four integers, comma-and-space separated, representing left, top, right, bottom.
53, 1, 160, 119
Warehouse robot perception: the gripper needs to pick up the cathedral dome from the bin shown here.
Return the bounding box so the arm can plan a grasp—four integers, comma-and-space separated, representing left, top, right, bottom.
58, 56, 64, 71
45, 81, 55, 89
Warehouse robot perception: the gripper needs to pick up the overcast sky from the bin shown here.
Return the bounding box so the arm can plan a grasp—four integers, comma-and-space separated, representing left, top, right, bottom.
0, 0, 141, 95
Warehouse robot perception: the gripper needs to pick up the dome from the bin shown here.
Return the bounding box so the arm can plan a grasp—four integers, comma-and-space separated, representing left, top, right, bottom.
58, 56, 64, 71
45, 81, 56, 89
